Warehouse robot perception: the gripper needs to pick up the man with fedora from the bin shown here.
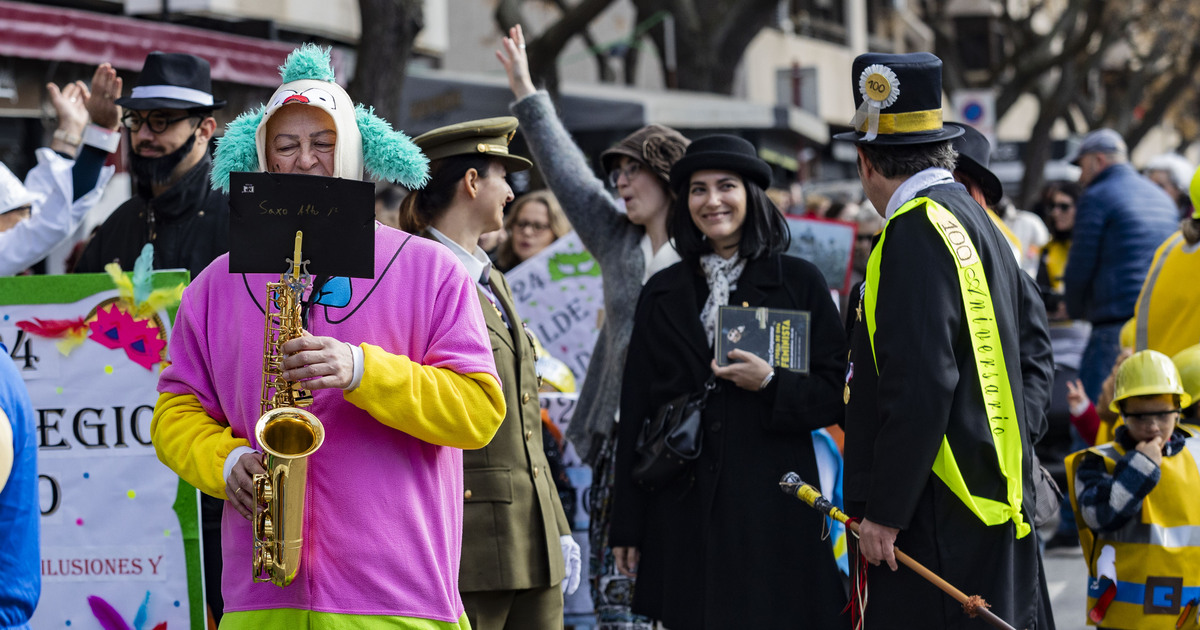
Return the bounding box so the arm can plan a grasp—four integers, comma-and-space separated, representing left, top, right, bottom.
72, 51, 229, 623
74, 51, 229, 279
839, 52, 1055, 628
399, 116, 579, 630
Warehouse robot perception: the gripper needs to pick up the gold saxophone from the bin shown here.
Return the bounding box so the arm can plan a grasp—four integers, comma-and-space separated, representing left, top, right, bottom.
253, 231, 325, 587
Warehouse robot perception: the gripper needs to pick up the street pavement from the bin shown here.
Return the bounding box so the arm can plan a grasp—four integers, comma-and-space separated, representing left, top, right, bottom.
1044, 543, 1089, 630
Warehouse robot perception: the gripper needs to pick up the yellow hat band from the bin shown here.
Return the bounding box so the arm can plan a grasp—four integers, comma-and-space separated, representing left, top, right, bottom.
856, 108, 944, 134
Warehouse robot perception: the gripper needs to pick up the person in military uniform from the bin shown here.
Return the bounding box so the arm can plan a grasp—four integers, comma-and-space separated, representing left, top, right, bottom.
400, 117, 580, 630
838, 52, 1056, 629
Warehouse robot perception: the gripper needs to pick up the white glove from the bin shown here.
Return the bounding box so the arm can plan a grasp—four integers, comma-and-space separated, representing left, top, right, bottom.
560, 534, 581, 595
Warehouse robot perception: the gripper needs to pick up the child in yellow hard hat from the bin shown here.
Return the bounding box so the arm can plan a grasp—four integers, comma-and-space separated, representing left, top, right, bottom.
1065, 350, 1200, 629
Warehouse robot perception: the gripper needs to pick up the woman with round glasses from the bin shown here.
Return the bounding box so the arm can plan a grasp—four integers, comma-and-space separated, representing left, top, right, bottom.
495, 190, 572, 271
497, 25, 689, 627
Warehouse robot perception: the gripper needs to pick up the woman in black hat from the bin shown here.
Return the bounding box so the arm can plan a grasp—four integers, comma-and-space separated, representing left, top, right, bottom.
608, 134, 849, 629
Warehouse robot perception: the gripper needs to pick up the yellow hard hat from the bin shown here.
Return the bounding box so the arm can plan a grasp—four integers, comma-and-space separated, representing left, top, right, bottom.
1110, 349, 1192, 412
1172, 344, 1200, 408
1118, 318, 1135, 351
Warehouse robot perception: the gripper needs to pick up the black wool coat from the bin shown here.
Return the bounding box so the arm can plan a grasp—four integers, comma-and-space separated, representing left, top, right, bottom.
74, 153, 229, 279
843, 183, 1056, 629
610, 253, 850, 630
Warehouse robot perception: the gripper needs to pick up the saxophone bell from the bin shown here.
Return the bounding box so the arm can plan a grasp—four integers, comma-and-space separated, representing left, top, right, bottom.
252, 406, 324, 586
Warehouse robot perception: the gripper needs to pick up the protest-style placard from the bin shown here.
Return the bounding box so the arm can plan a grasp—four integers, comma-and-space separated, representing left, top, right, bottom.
785, 216, 856, 294
0, 271, 203, 630
505, 232, 603, 388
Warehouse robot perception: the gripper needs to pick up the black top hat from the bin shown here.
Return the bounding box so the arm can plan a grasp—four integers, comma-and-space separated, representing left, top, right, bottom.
115, 52, 226, 112
948, 123, 1003, 207
669, 134, 772, 192
832, 52, 962, 146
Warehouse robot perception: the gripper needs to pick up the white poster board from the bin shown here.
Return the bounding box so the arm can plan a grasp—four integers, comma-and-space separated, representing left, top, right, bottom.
0, 272, 203, 630
505, 232, 604, 388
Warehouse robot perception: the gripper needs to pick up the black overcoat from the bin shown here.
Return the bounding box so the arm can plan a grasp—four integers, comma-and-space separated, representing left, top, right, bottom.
610, 253, 849, 630
843, 183, 1056, 629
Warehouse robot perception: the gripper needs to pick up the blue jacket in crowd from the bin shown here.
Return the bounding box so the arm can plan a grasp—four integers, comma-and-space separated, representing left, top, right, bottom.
0, 351, 39, 629
1064, 163, 1178, 325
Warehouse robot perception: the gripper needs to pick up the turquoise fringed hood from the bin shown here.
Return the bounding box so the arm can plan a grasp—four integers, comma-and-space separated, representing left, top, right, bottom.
211, 44, 428, 192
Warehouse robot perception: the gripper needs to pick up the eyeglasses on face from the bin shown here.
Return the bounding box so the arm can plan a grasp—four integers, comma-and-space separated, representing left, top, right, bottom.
607, 161, 644, 187
121, 110, 200, 134
514, 220, 552, 234
1050, 202, 1074, 212
1122, 409, 1180, 424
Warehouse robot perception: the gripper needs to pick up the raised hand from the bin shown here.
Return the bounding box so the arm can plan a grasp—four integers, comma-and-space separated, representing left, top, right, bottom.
494, 24, 537, 99
1065, 378, 1089, 409
46, 80, 89, 139
86, 63, 123, 130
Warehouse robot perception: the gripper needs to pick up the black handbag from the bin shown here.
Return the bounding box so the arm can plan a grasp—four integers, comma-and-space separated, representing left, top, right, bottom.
632, 376, 717, 491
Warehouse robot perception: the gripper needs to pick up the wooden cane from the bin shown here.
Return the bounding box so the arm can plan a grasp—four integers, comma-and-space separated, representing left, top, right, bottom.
780, 473, 1020, 630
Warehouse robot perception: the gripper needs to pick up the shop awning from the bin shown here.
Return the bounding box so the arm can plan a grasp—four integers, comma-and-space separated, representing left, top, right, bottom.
0, 0, 295, 86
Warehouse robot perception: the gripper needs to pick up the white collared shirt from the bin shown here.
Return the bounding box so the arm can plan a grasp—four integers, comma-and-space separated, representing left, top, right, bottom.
884, 167, 956, 220
640, 233, 682, 284
428, 226, 509, 327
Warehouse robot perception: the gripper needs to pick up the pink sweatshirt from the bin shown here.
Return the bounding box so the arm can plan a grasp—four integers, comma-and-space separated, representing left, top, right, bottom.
157, 227, 499, 620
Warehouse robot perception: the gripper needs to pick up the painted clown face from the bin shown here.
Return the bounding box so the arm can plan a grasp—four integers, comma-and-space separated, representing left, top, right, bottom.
265, 105, 337, 176
255, 79, 363, 180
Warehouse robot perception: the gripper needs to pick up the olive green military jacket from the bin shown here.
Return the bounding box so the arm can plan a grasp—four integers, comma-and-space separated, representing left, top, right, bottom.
459, 264, 572, 592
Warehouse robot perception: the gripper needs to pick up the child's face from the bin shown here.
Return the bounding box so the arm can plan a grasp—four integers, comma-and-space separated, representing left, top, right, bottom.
1122, 394, 1180, 443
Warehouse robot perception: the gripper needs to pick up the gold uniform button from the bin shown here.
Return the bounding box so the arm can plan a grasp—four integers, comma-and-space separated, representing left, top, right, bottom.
525, 429, 533, 441
464, 490, 472, 499
533, 466, 539, 479
522, 392, 531, 404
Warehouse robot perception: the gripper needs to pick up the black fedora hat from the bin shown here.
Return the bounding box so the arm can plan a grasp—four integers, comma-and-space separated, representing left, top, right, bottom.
832, 52, 962, 146
948, 123, 1003, 206
115, 52, 226, 111
669, 134, 772, 191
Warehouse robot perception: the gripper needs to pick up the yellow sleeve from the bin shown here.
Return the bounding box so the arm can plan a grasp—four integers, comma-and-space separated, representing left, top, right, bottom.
151, 392, 252, 499
343, 343, 505, 449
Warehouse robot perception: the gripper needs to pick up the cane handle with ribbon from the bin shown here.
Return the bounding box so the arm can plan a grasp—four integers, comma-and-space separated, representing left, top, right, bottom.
779, 472, 1021, 630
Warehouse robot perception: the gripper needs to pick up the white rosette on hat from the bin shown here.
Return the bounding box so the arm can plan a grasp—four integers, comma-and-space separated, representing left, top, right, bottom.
851, 64, 900, 142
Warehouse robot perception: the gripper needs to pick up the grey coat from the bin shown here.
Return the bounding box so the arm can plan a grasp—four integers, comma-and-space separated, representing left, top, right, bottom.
510, 91, 651, 462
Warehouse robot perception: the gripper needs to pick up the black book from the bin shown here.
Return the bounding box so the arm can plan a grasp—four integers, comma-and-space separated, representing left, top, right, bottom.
715, 306, 810, 373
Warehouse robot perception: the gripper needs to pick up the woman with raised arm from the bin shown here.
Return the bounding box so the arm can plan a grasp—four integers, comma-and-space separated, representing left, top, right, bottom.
497, 25, 688, 628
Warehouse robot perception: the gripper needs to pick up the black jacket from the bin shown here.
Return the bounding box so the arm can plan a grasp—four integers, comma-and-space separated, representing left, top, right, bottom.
74, 153, 229, 279
610, 253, 849, 630
843, 183, 1055, 629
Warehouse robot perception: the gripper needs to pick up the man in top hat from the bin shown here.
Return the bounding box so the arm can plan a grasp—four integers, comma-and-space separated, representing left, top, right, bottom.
838, 52, 1055, 629
399, 117, 579, 630
74, 52, 229, 279
1063, 128, 1177, 403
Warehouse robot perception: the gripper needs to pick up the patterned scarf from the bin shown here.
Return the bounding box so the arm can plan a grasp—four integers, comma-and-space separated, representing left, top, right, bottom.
700, 252, 746, 346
